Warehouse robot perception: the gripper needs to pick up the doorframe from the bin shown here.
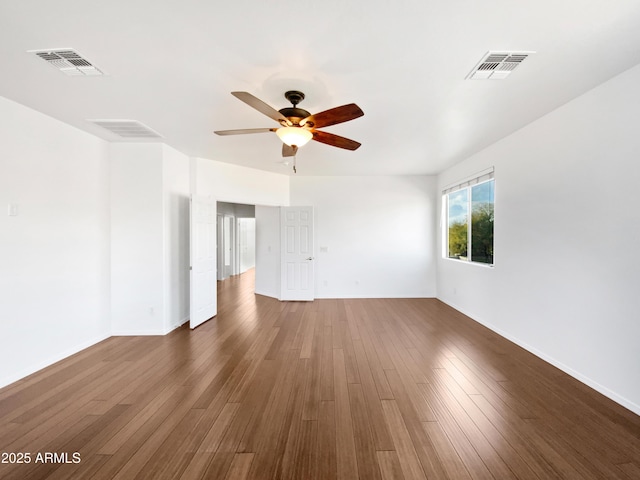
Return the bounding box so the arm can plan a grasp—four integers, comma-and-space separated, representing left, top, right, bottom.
190, 198, 277, 327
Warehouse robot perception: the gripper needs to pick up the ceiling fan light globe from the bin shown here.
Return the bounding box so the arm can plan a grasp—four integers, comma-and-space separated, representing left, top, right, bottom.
276, 126, 312, 147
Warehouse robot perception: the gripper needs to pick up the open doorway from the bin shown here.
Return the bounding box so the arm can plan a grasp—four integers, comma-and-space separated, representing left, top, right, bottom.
216, 201, 256, 282
190, 200, 280, 329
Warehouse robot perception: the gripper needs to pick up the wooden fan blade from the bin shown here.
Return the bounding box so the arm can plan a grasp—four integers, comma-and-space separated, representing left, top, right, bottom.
301, 103, 363, 129
231, 92, 292, 126
214, 128, 276, 136
312, 130, 361, 150
282, 144, 298, 157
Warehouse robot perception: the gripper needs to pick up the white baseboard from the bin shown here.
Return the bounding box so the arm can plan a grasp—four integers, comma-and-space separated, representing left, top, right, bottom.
1, 317, 194, 389
314, 294, 436, 299
437, 297, 640, 416
110, 329, 166, 336
0, 333, 111, 389
165, 316, 190, 334
254, 288, 278, 299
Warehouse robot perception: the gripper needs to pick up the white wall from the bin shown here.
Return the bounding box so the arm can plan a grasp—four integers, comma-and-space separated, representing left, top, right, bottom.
290, 176, 438, 298
255, 206, 281, 298
0, 97, 111, 387
195, 157, 289, 206
111, 143, 190, 335
110, 144, 165, 335
162, 145, 191, 332
436, 64, 640, 414
238, 218, 256, 273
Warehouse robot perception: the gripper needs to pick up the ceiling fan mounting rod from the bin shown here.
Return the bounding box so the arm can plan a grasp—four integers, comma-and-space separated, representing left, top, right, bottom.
284, 90, 305, 107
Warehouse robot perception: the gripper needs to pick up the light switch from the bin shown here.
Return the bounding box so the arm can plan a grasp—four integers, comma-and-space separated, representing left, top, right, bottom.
7, 204, 18, 216
320, 246, 328, 253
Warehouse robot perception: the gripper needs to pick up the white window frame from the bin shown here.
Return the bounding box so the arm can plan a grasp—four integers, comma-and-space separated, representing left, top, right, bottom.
442, 167, 495, 267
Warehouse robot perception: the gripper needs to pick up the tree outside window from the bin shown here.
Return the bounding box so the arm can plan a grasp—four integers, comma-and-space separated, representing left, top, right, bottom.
446, 179, 494, 265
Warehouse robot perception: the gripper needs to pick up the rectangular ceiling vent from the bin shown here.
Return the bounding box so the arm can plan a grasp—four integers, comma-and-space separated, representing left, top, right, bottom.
88, 120, 162, 139
466, 51, 534, 80
29, 48, 103, 76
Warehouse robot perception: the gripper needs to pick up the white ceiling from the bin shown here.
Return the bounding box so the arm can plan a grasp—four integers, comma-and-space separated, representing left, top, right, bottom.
2, 1, 640, 176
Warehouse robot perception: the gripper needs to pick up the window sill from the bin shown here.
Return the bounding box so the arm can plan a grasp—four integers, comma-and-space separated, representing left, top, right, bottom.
444, 257, 494, 268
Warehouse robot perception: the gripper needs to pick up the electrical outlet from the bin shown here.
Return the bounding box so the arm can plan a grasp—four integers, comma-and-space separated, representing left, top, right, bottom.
7, 203, 18, 216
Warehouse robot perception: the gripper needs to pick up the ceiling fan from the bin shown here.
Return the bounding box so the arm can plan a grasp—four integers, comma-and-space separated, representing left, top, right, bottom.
214, 90, 364, 160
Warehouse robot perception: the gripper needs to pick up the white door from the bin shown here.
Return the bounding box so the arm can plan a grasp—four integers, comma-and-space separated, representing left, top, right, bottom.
190, 195, 217, 329
223, 215, 234, 278
280, 206, 315, 301
216, 214, 224, 281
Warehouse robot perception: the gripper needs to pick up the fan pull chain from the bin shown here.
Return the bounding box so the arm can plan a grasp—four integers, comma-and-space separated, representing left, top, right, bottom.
293, 153, 297, 174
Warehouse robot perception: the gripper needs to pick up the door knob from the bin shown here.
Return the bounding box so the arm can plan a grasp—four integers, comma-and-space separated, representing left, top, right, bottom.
306, 257, 314, 261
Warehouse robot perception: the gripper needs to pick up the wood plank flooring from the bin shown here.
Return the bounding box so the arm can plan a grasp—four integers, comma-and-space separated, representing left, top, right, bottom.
1, 268, 640, 479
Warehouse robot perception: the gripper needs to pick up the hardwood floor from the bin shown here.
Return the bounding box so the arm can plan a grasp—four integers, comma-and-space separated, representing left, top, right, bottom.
1, 269, 640, 479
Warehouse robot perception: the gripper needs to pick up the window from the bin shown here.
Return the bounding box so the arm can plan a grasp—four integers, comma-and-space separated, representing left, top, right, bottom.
444, 169, 494, 265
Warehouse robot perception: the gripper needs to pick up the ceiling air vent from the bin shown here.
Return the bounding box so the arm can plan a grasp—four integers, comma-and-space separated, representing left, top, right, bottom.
28, 48, 103, 76
466, 51, 534, 80
88, 120, 162, 139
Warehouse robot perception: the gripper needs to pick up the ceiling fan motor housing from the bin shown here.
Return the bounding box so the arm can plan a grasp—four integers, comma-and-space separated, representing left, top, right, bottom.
278, 107, 311, 126
280, 91, 311, 126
